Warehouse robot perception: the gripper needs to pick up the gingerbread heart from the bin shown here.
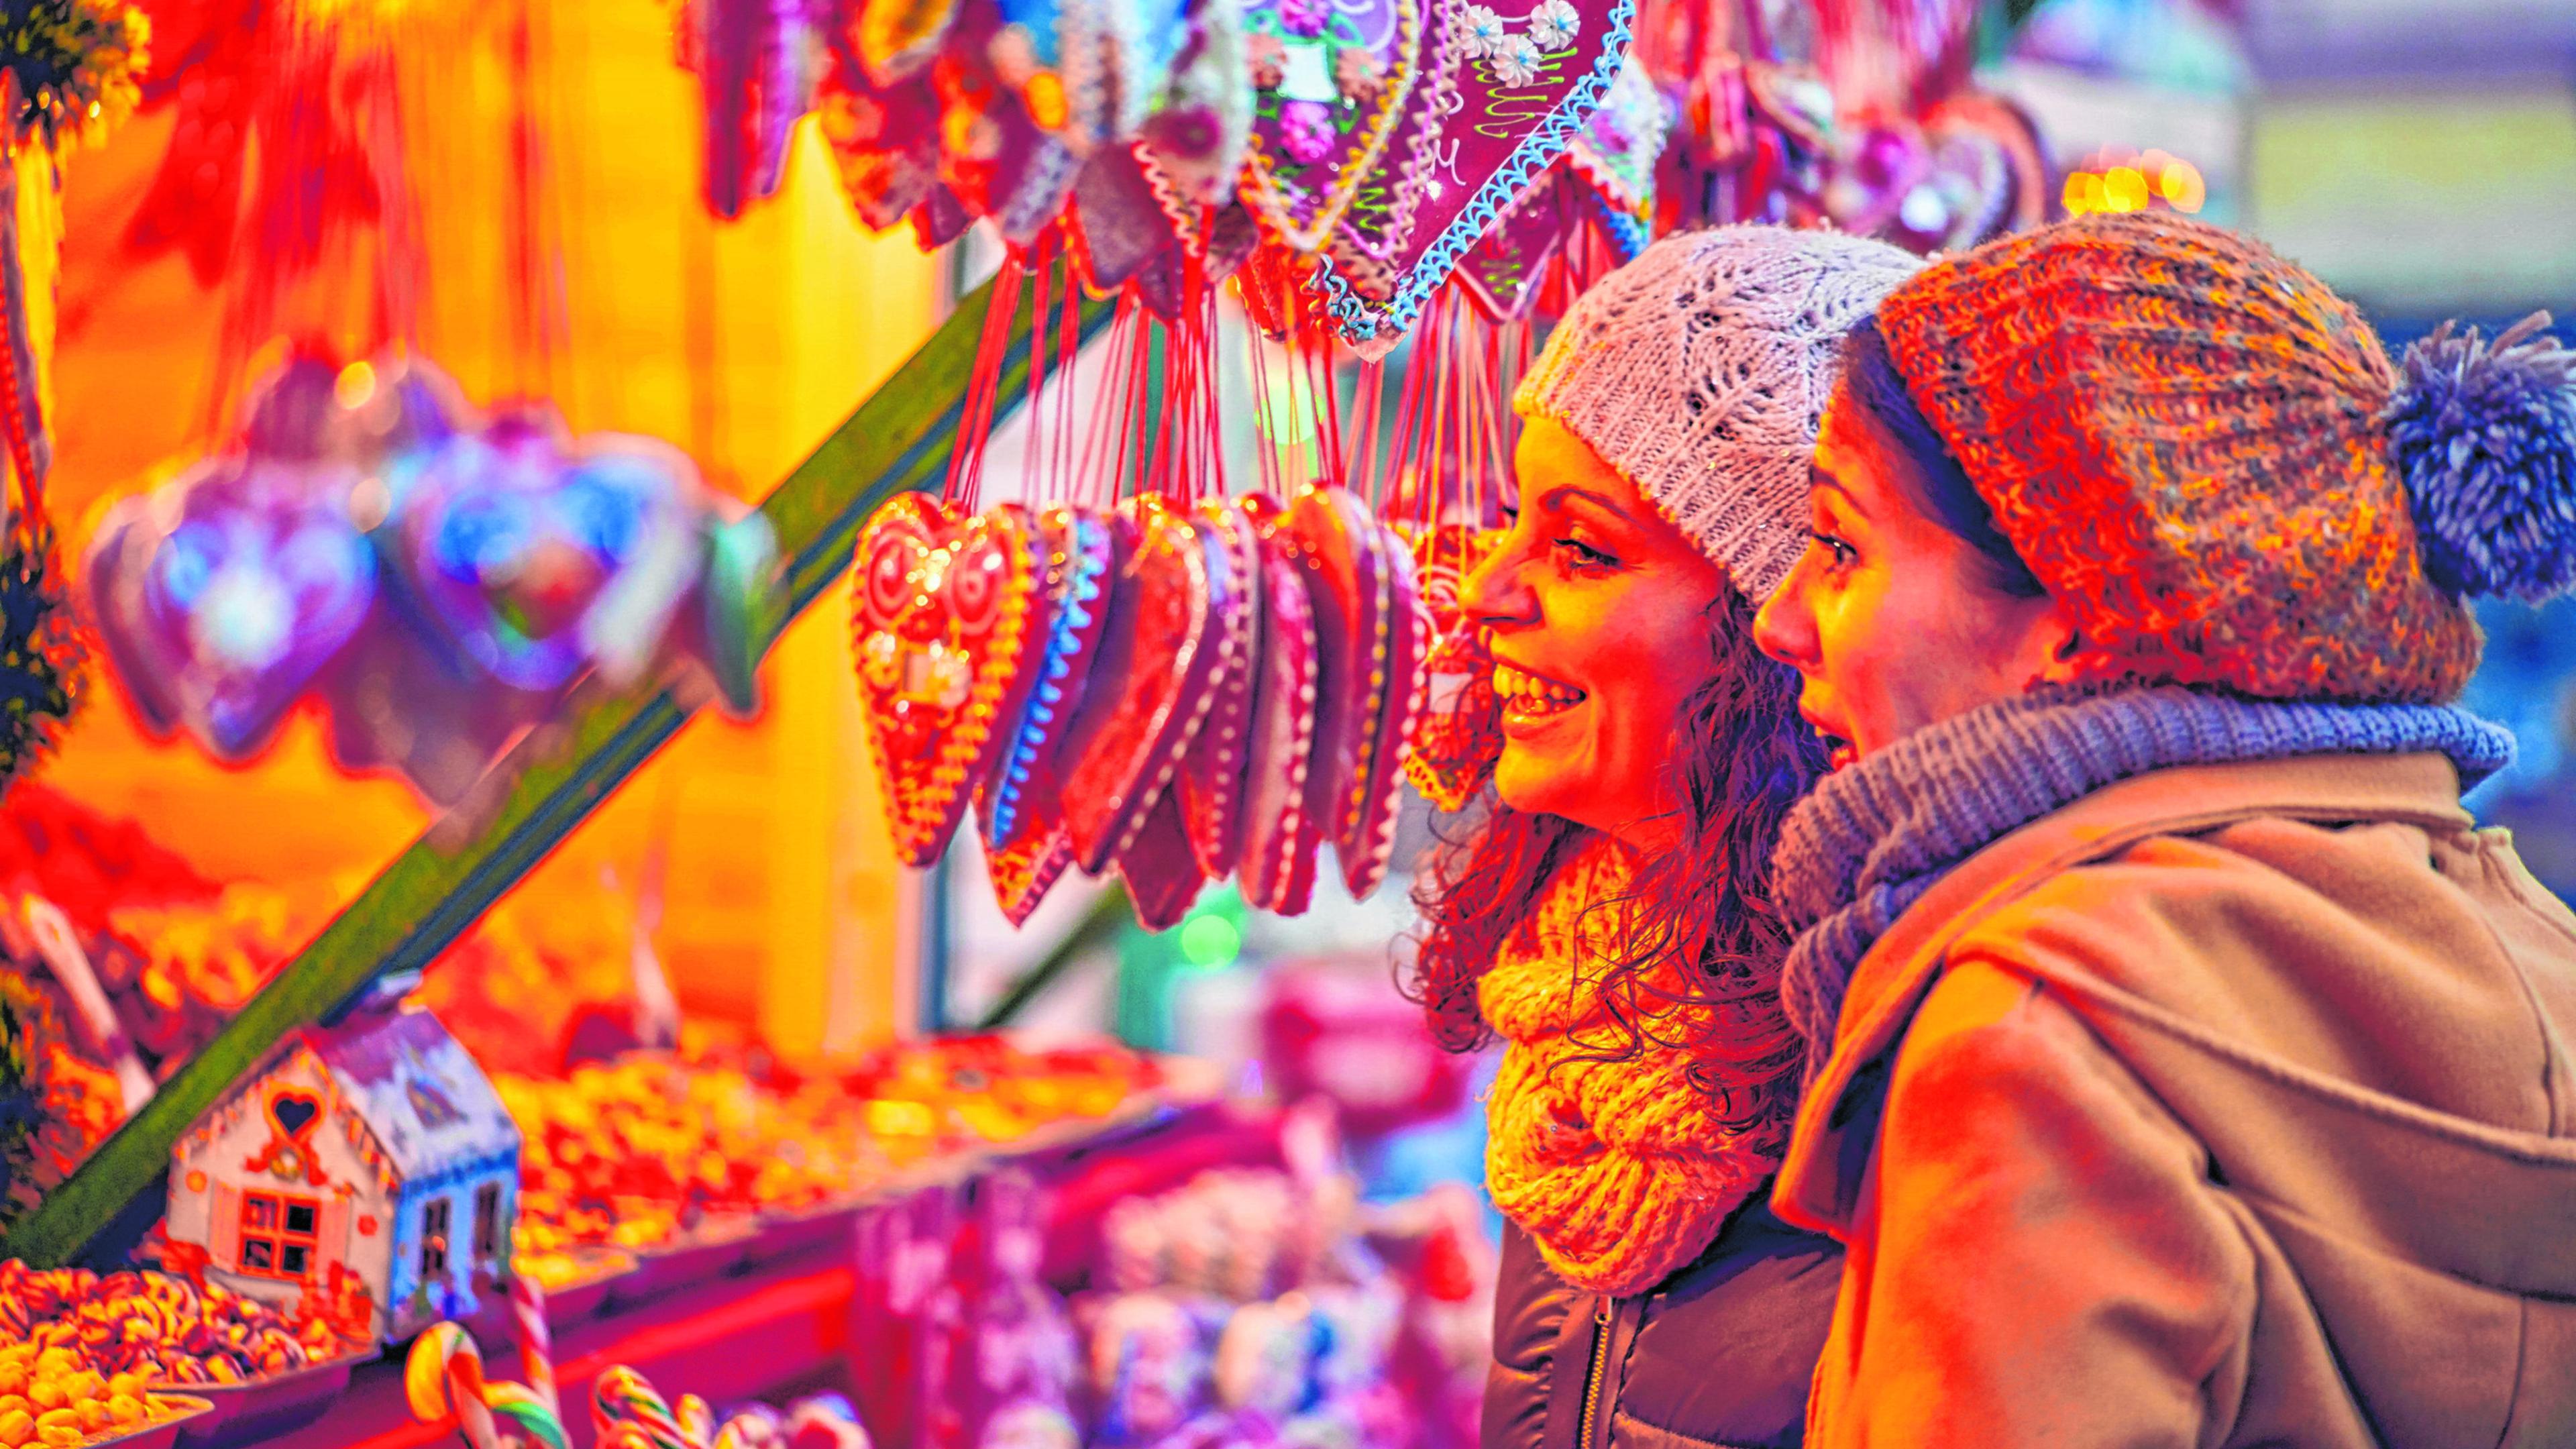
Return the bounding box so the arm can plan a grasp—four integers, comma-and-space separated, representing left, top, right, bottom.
985, 504, 1120, 849
1171, 500, 1263, 879
1118, 789, 1208, 930
1450, 170, 1574, 323
1399, 522, 1504, 812
1057, 502, 1228, 872
977, 782, 1079, 927
851, 494, 1050, 866
1316, 0, 1633, 344
1337, 521, 1429, 897
1279, 487, 1391, 879
1238, 0, 1427, 252
1236, 496, 1324, 915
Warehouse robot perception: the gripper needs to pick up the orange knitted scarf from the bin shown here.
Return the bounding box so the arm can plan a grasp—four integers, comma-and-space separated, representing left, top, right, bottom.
1480, 837, 1778, 1296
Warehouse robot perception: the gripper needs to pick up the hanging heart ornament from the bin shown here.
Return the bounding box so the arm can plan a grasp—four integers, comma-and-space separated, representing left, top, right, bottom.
852, 493, 1049, 866
1238, 0, 1427, 252
1316, 0, 1634, 345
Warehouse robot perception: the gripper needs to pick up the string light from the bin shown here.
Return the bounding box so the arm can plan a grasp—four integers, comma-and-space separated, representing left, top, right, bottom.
2061, 149, 2205, 217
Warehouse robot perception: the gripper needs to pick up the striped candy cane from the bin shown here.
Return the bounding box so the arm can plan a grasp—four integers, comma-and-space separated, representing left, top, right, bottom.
510, 1272, 559, 1419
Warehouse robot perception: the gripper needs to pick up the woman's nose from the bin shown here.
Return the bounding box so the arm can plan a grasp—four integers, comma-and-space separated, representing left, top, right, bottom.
1460, 536, 1536, 629
1752, 554, 1818, 667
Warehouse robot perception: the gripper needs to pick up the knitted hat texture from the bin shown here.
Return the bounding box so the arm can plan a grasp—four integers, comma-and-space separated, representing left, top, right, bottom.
1515, 225, 1922, 599
1875, 211, 2485, 704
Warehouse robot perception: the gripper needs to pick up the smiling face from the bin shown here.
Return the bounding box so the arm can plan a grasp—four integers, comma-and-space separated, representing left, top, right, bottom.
1458, 417, 1730, 841
1752, 385, 2074, 768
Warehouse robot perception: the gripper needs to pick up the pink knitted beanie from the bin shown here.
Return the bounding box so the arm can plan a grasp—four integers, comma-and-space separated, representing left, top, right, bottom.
1515, 225, 1923, 598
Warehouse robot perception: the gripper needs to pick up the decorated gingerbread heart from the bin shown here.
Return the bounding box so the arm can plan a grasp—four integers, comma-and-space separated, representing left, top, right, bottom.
1235, 495, 1323, 915
1117, 790, 1207, 930
1316, 0, 1632, 344
1137, 0, 1252, 210
1450, 170, 1575, 323
1238, 0, 1426, 252
851, 493, 1051, 866
1336, 521, 1429, 897
1171, 500, 1263, 879
1399, 522, 1503, 812
1056, 502, 1228, 872
976, 782, 1080, 927
985, 504, 1120, 848
1279, 487, 1391, 883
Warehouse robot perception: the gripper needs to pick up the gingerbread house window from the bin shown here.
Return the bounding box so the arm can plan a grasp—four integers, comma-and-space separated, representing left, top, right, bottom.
422, 1197, 451, 1279
239, 1191, 321, 1280
472, 1183, 502, 1260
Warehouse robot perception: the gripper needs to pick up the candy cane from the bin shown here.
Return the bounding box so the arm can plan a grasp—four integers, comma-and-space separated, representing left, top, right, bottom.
590, 1364, 692, 1449
675, 1394, 714, 1447
482, 1381, 572, 1449
509, 1273, 559, 1419
404, 1324, 501, 1449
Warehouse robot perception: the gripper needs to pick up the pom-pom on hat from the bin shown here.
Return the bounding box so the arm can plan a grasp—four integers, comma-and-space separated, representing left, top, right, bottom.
1515, 225, 1922, 600
1874, 211, 2576, 706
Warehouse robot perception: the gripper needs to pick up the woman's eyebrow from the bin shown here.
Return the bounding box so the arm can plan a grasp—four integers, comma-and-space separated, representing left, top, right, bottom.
1537, 485, 1637, 525
1809, 464, 1866, 517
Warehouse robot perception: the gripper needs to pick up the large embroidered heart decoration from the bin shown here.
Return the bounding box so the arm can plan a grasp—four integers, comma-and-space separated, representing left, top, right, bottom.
1315, 0, 1633, 345
985, 504, 1120, 849
1238, 0, 1427, 253
1236, 495, 1324, 915
1273, 486, 1390, 894
851, 494, 1049, 867
1118, 790, 1208, 930
1171, 500, 1263, 879
1057, 502, 1227, 873
1336, 521, 1429, 898
88, 458, 379, 761
1399, 522, 1503, 812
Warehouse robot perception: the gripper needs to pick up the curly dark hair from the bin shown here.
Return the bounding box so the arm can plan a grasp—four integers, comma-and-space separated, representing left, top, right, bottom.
1407, 584, 1828, 1144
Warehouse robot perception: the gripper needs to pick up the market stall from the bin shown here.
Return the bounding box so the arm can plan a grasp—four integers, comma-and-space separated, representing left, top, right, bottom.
0, 0, 2130, 1442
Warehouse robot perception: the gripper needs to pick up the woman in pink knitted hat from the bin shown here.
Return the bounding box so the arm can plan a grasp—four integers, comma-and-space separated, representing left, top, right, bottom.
1752, 211, 2576, 1445
1406, 224, 1919, 1449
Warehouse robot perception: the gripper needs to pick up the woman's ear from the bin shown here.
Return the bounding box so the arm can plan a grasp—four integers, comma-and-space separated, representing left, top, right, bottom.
2029, 608, 2088, 687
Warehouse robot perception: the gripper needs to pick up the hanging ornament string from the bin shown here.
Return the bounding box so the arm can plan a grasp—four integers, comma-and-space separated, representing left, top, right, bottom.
945, 246, 1032, 512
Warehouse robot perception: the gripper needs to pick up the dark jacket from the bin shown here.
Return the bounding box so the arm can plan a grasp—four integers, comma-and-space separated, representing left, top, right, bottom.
1482, 1188, 1839, 1449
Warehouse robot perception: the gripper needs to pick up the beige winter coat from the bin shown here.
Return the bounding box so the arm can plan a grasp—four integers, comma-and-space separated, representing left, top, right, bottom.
1774, 751, 2576, 1447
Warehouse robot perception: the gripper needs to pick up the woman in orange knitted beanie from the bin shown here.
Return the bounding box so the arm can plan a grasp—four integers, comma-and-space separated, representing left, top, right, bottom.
1411, 225, 1919, 1449
1752, 211, 2576, 1446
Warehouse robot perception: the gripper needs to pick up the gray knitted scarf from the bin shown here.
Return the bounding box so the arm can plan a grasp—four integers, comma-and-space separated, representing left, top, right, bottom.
1770, 686, 2518, 1079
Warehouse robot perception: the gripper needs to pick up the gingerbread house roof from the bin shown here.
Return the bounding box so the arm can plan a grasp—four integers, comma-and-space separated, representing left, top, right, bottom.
294, 1006, 518, 1183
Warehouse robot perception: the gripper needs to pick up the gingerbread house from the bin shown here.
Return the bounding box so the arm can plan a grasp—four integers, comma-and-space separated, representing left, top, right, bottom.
165, 1002, 520, 1342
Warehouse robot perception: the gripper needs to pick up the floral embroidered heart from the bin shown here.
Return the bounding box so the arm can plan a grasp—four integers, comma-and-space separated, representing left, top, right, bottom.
1238, 0, 1427, 252
1277, 486, 1389, 891
1236, 495, 1324, 915
1399, 522, 1504, 812
1315, 0, 1633, 345
1172, 500, 1263, 879
851, 493, 1049, 866
1337, 521, 1428, 898
90, 459, 378, 761
1057, 502, 1224, 873
986, 504, 1119, 849
399, 417, 703, 694
1118, 790, 1208, 930
1138, 0, 1252, 209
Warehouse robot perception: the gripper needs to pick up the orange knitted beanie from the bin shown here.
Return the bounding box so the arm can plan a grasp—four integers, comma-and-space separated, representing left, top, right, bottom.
1480, 837, 1778, 1297
1876, 211, 2483, 704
